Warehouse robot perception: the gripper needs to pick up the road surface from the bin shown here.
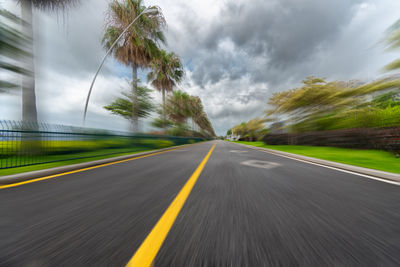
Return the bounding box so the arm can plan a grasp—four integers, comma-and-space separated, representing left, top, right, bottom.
0, 141, 399, 266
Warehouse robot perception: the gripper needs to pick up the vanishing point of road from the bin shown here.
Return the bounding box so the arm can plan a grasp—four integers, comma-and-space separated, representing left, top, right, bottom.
0, 141, 399, 266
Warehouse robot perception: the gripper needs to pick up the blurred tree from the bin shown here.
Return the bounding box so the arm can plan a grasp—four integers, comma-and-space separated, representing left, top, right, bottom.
151, 115, 173, 129
104, 85, 154, 128
16, 0, 80, 123
188, 96, 207, 133
165, 90, 192, 124
194, 111, 215, 137
103, 0, 165, 132
266, 75, 400, 132
147, 49, 184, 130
370, 91, 400, 109
0, 9, 31, 91
167, 122, 190, 137
158, 90, 215, 137
266, 77, 400, 132
384, 18, 400, 71
266, 77, 356, 122
232, 118, 265, 141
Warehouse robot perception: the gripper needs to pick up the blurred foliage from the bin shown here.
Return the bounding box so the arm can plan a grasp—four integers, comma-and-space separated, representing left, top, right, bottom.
384, 18, 400, 71
166, 122, 190, 137
151, 116, 174, 129
152, 90, 216, 138
266, 76, 400, 133
136, 139, 174, 149
384, 59, 400, 71
24, 0, 80, 11
231, 118, 267, 141
166, 90, 192, 124
0, 137, 187, 157
0, 9, 31, 91
104, 84, 155, 123
370, 91, 400, 108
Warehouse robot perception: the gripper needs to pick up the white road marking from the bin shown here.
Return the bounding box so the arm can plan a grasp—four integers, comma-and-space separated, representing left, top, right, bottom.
230, 150, 248, 153
233, 143, 400, 186
240, 160, 281, 169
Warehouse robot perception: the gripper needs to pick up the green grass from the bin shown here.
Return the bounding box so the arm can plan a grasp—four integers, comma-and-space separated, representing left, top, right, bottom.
0, 139, 175, 155
233, 141, 400, 174
0, 147, 156, 176
0, 138, 181, 176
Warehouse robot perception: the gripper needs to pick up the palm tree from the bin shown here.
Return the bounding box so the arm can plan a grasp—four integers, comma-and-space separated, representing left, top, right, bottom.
185, 95, 215, 137
103, 0, 166, 132
147, 49, 184, 130
104, 84, 154, 127
164, 90, 216, 137
188, 96, 203, 131
196, 112, 215, 137
165, 90, 192, 124
17, 0, 79, 123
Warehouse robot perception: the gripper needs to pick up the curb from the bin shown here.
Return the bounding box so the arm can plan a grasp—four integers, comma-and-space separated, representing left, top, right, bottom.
0, 143, 198, 185
233, 142, 400, 183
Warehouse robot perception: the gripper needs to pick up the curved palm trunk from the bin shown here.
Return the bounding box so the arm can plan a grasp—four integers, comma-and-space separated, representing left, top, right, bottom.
21, 0, 38, 124
132, 64, 139, 132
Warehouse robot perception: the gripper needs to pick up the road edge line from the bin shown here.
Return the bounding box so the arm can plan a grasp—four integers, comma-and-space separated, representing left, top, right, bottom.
231, 142, 400, 185
126, 142, 217, 267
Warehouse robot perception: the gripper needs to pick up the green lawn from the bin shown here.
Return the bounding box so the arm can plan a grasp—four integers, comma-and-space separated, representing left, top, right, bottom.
0, 147, 156, 176
0, 138, 187, 176
233, 141, 400, 174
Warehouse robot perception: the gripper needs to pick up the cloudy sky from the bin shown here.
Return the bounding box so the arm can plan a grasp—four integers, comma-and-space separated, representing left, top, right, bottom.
1, 0, 400, 135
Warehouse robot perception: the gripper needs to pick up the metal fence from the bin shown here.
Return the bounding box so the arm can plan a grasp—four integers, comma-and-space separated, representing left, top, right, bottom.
0, 120, 206, 169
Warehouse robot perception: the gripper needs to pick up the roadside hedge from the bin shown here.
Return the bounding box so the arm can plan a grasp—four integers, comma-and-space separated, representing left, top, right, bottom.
262, 127, 400, 155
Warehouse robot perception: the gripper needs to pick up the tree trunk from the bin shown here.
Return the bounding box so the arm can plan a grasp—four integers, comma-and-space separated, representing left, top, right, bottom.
21, 0, 38, 124
162, 89, 166, 132
131, 64, 139, 132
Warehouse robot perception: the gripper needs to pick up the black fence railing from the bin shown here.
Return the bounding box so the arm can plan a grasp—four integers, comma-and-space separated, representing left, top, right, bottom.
0, 120, 206, 169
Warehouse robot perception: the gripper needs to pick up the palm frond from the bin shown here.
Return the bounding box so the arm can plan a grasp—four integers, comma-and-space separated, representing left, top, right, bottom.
21, 0, 80, 11
103, 0, 166, 68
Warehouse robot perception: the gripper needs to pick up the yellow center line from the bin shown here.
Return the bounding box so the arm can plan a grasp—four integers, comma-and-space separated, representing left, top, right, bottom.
126, 142, 217, 267
0, 145, 193, 190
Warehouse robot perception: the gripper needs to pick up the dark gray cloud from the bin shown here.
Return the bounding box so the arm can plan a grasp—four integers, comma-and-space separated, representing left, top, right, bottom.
167, 0, 370, 90
177, 0, 365, 88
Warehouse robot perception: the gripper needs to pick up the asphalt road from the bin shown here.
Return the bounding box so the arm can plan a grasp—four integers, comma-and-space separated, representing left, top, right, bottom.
0, 140, 399, 266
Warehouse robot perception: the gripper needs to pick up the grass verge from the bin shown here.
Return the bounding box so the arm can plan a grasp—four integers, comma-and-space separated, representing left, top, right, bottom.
0, 147, 156, 176
233, 141, 400, 174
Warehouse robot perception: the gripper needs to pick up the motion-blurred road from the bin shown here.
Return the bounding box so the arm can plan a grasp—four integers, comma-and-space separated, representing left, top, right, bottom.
0, 141, 399, 266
